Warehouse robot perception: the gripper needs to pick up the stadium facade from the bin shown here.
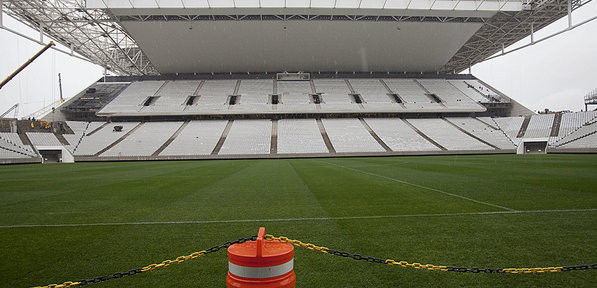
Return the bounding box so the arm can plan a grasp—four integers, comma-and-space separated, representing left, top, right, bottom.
0, 0, 596, 164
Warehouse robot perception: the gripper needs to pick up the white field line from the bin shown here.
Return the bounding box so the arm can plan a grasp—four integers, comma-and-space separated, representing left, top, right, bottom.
320, 160, 517, 211
1, 209, 595, 229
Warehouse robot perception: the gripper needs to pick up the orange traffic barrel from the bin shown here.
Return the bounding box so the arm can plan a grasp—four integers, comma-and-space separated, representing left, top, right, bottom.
227, 227, 296, 288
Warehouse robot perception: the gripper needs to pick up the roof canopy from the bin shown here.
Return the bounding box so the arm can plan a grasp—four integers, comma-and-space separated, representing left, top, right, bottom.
3, 1, 584, 76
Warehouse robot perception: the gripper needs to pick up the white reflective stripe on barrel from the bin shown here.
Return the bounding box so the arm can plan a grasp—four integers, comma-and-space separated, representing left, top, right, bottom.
229, 259, 293, 279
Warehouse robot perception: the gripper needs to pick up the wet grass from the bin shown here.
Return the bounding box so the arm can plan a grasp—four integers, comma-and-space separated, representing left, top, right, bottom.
0, 154, 595, 287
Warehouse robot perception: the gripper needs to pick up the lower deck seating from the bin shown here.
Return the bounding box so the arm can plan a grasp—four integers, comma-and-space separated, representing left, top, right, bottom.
219, 120, 272, 155
0, 147, 29, 159
554, 121, 597, 148
75, 122, 139, 156
553, 111, 597, 143
322, 118, 385, 153
408, 118, 493, 151
364, 118, 440, 151
559, 125, 597, 149
26, 132, 62, 147
277, 119, 328, 154
447, 117, 515, 149
524, 114, 555, 138
3, 113, 596, 162
493, 117, 524, 144
160, 120, 228, 156
63, 121, 89, 152
0, 132, 35, 155
101, 122, 183, 157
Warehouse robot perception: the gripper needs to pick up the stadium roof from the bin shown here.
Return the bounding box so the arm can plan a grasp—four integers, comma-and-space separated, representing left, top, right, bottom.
85, 0, 525, 11
1, 0, 591, 75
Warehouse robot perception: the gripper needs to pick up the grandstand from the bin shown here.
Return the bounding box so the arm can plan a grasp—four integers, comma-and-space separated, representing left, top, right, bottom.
1, 70, 593, 163
0, 0, 595, 163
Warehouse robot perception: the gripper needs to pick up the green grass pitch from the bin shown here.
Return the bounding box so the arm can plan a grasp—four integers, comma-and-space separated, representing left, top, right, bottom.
1, 154, 596, 287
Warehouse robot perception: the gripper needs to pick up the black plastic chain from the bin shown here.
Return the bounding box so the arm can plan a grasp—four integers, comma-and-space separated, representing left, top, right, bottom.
445, 264, 597, 273
323, 248, 597, 274
74, 235, 257, 286
325, 249, 387, 264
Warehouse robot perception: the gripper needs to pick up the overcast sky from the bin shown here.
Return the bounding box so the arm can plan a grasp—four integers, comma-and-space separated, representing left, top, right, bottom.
0, 2, 595, 118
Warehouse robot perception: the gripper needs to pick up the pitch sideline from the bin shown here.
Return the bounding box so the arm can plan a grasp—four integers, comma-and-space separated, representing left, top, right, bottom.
1, 209, 595, 229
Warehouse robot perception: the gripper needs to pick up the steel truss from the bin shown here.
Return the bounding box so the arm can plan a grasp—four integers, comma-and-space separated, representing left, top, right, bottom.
1, 0, 157, 76
0, 0, 591, 76
442, 0, 591, 73
115, 14, 486, 23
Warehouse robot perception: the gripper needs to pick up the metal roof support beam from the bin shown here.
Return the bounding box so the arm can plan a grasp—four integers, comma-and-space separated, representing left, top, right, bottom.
39, 22, 43, 42
0, 24, 97, 65
2, 0, 157, 76
568, 0, 573, 27
483, 13, 597, 62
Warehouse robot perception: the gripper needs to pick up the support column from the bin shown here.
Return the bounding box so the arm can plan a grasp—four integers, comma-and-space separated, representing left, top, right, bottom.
0, 0, 4, 28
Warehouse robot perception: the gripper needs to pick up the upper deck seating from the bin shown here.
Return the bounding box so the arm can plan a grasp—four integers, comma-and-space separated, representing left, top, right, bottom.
100, 81, 165, 113
95, 78, 489, 115
448, 80, 490, 103
348, 79, 393, 104
418, 79, 481, 110
233, 79, 273, 112
313, 79, 360, 111
142, 80, 201, 113
276, 81, 316, 112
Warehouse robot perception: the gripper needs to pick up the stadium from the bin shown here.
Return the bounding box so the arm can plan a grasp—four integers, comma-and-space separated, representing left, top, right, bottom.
0, 0, 595, 287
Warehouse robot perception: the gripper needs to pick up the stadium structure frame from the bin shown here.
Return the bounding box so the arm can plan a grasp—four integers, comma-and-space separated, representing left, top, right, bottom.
0, 0, 592, 76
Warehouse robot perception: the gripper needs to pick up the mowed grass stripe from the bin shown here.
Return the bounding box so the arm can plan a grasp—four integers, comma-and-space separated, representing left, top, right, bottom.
318, 159, 516, 211
0, 160, 254, 225
324, 155, 597, 211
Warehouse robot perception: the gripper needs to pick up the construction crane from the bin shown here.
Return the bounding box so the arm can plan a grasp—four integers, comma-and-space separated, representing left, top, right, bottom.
0, 41, 56, 91
0, 103, 19, 119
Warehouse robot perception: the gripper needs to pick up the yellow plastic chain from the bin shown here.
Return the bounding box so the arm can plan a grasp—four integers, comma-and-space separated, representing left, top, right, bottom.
33, 250, 209, 288
265, 234, 566, 274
